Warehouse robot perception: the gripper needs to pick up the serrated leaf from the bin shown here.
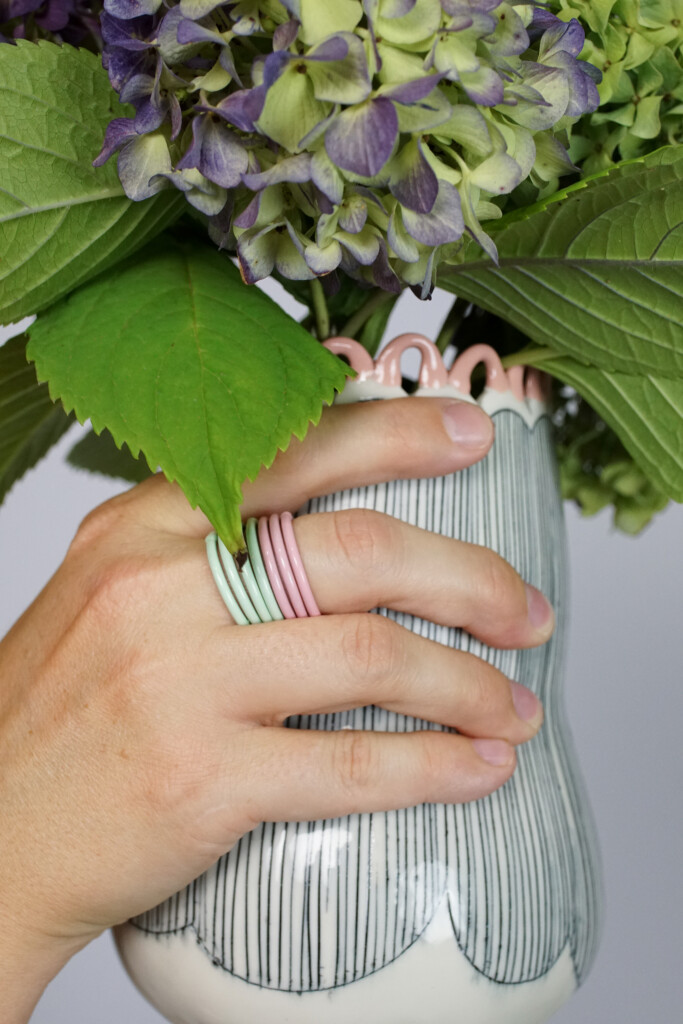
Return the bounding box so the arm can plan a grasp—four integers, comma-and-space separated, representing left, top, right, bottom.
26, 240, 350, 549
532, 355, 683, 502
0, 333, 74, 503
0, 40, 184, 324
441, 147, 683, 377
68, 428, 154, 485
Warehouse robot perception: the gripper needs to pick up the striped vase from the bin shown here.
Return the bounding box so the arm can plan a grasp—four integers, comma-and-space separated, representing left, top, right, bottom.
116, 336, 603, 1024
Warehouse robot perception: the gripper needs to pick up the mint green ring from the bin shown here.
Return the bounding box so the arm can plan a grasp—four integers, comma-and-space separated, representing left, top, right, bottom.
238, 549, 274, 623
217, 537, 261, 625
245, 517, 284, 621
205, 533, 249, 626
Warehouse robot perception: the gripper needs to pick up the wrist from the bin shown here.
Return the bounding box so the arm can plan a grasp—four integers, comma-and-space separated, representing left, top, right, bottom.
0, 902, 92, 1024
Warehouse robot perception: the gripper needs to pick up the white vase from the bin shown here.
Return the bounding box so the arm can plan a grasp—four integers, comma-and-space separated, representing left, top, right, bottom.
116, 337, 602, 1024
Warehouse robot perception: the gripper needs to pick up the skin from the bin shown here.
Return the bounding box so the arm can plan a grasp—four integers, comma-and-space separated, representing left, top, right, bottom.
0, 397, 554, 1023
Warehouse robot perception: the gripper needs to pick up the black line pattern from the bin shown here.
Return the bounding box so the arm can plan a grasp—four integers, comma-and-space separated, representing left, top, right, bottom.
132, 409, 603, 992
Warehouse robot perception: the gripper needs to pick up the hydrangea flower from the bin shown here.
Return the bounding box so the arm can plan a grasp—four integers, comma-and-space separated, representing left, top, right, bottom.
89, 1, 600, 294
0, 0, 102, 44
548, 1, 683, 174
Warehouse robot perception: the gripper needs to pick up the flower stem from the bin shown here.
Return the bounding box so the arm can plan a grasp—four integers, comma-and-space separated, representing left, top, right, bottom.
501, 346, 560, 368
342, 289, 394, 341
310, 278, 330, 341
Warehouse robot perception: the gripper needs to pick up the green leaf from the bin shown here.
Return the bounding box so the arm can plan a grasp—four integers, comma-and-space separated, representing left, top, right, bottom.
533, 354, 683, 502
441, 147, 683, 377
0, 40, 184, 324
0, 333, 74, 504
67, 428, 154, 485
26, 239, 350, 550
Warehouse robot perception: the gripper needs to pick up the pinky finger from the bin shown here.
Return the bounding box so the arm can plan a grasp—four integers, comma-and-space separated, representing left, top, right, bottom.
237, 728, 516, 826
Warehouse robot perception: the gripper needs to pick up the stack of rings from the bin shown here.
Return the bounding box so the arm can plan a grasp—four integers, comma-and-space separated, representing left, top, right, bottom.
205, 513, 321, 625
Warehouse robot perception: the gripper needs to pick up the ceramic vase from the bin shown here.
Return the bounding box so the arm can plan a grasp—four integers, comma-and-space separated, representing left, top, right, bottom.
116, 335, 603, 1024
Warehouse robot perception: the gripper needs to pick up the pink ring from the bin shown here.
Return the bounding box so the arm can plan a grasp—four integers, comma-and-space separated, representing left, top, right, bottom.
258, 515, 295, 619
280, 512, 321, 617
269, 513, 308, 618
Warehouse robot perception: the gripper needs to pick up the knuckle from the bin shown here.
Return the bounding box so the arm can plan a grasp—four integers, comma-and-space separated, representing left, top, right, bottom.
340, 613, 403, 689
331, 508, 392, 575
69, 494, 130, 556
475, 550, 525, 625
333, 730, 377, 794
465, 653, 502, 720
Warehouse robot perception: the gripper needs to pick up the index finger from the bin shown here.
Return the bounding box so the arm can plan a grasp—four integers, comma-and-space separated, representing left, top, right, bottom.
131, 397, 494, 537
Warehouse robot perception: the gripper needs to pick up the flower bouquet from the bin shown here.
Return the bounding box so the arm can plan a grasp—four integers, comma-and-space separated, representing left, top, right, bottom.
0, 0, 681, 545
2, 4, 682, 1022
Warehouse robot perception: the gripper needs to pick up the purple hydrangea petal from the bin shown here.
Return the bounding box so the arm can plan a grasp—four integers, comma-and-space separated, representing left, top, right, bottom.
218, 45, 243, 87
513, 63, 569, 128
304, 33, 372, 105
234, 193, 262, 229
273, 17, 300, 50
310, 147, 344, 204
100, 12, 153, 50
169, 93, 183, 139
179, 0, 221, 17
335, 226, 380, 265
546, 50, 600, 117
441, 0, 498, 13
262, 49, 291, 88
461, 65, 505, 106
307, 35, 351, 62
388, 206, 420, 262
371, 239, 402, 294
540, 17, 585, 60
119, 71, 154, 105
92, 117, 138, 167
36, 0, 74, 32
337, 195, 367, 233
304, 240, 343, 274
325, 96, 398, 178
134, 96, 167, 134
484, 4, 529, 58
176, 18, 219, 45
242, 153, 312, 190
238, 226, 279, 284
380, 0, 417, 17
401, 180, 464, 245
527, 7, 560, 39
103, 0, 163, 20
207, 195, 235, 250
388, 138, 439, 214
279, 0, 300, 18
102, 50, 149, 92
7, 0, 43, 16
177, 115, 249, 189
117, 133, 172, 200
382, 73, 443, 104
206, 86, 267, 132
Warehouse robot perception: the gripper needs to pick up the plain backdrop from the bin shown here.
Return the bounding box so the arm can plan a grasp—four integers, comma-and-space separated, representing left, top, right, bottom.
1, 289, 681, 1024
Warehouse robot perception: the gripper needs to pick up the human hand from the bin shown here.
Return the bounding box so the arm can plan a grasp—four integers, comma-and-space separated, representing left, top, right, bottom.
0, 397, 553, 1021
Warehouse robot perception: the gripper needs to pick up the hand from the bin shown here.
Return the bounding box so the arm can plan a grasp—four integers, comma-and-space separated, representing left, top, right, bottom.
0, 397, 553, 1021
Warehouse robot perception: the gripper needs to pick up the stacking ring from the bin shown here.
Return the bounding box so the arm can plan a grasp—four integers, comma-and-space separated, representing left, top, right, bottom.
206, 513, 319, 624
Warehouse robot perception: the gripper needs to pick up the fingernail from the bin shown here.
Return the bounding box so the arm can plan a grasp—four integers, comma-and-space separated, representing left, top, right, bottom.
442, 402, 493, 449
525, 583, 554, 633
511, 681, 542, 724
472, 738, 514, 767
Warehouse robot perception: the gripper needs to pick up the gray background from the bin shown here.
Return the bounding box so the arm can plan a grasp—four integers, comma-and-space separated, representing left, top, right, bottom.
1, 289, 681, 1022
